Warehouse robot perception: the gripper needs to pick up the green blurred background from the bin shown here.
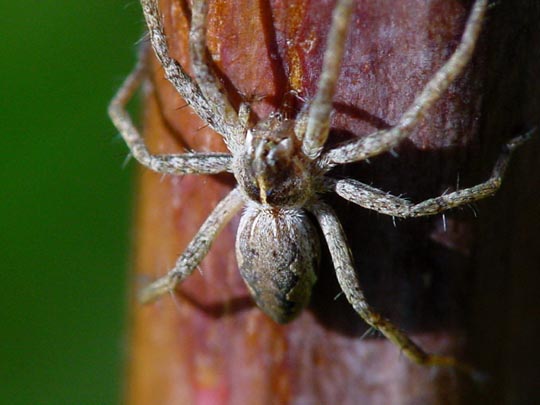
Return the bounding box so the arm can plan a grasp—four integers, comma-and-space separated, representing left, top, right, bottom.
0, 2, 142, 403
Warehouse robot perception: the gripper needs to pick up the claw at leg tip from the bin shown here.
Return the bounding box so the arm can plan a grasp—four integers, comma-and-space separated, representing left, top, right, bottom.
137, 275, 175, 304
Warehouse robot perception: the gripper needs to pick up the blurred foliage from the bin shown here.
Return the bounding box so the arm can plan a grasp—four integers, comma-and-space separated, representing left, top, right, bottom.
0, 1, 142, 403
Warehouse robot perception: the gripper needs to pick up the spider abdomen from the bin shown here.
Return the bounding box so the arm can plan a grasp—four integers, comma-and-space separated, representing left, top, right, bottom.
236, 204, 320, 323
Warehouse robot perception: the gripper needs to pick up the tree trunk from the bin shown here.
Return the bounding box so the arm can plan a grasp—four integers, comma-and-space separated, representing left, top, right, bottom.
125, 1, 540, 404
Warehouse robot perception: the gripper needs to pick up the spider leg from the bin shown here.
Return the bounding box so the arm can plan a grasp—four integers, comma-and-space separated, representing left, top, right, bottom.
108, 49, 233, 174
190, 0, 243, 151
324, 0, 488, 168
329, 132, 532, 217
309, 201, 477, 374
139, 187, 244, 304
293, 106, 308, 142
140, 0, 240, 147
301, 0, 354, 159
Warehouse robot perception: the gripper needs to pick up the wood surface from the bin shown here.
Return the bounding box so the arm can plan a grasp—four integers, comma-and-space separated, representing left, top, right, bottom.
125, 1, 540, 404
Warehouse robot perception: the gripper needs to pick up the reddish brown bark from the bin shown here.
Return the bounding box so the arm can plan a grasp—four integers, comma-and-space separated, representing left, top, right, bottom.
125, 1, 540, 404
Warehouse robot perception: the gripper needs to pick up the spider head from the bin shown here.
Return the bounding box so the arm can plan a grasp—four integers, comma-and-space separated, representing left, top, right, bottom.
234, 116, 315, 207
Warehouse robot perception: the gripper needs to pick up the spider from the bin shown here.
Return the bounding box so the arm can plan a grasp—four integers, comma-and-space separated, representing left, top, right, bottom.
109, 0, 530, 373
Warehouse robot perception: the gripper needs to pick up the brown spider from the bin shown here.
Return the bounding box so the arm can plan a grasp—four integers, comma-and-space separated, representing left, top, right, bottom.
109, 0, 530, 373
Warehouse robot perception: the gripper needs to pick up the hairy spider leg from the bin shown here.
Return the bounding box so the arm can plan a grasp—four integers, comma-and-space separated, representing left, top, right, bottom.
140, 0, 243, 151
109, 46, 233, 175
331, 131, 534, 217
323, 0, 488, 168
311, 201, 480, 375
139, 188, 244, 304
301, 0, 354, 159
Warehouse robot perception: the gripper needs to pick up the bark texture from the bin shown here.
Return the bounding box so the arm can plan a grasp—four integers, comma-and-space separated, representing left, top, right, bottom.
125, 1, 540, 404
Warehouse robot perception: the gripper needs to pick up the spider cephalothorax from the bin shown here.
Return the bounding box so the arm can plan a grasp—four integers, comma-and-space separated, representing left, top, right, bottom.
110, 0, 531, 373
234, 115, 319, 208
